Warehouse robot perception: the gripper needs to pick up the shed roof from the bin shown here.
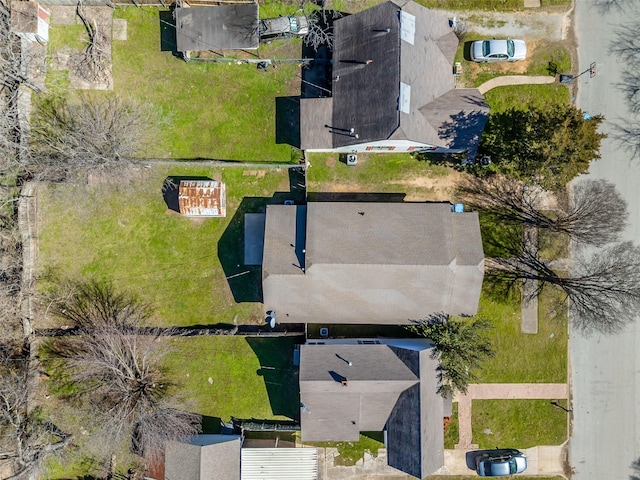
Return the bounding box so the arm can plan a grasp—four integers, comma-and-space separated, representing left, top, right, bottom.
299, 0, 489, 151
262, 202, 484, 324
175, 4, 259, 52
164, 434, 241, 480
178, 180, 226, 217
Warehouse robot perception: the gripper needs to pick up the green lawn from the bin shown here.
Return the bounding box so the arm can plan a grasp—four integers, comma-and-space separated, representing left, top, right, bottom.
45, 7, 300, 161
307, 433, 385, 466
474, 283, 567, 384
37, 165, 291, 327
163, 336, 300, 422
306, 152, 456, 201
472, 399, 568, 448
483, 84, 571, 112
444, 403, 459, 449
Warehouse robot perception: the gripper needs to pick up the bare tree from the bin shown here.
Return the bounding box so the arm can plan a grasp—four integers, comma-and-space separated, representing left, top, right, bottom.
304, 13, 334, 50
488, 234, 640, 334
0, 345, 72, 479
70, 0, 111, 85
459, 176, 628, 246
45, 280, 201, 464
31, 94, 160, 177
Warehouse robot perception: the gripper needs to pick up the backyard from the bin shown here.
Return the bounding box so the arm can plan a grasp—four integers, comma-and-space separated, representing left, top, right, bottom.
34, 1, 576, 477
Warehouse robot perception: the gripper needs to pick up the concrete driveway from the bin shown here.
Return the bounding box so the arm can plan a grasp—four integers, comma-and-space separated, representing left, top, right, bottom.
571, 1, 640, 479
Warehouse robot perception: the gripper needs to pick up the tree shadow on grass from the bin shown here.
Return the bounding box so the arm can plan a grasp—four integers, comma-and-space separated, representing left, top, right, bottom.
246, 336, 302, 421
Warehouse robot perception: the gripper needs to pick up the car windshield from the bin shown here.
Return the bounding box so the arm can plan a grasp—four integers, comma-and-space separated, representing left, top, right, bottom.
509, 458, 517, 474
507, 39, 515, 57
482, 41, 490, 56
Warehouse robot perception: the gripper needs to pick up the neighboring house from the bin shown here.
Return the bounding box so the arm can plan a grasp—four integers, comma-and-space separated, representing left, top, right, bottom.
178, 180, 226, 217
164, 434, 241, 480
299, 0, 489, 155
10, 1, 50, 43
160, 434, 319, 480
260, 201, 484, 324
174, 3, 259, 57
300, 338, 450, 479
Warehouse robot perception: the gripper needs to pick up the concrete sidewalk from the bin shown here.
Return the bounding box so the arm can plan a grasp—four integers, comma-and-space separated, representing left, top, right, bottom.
453, 383, 569, 449
478, 75, 556, 94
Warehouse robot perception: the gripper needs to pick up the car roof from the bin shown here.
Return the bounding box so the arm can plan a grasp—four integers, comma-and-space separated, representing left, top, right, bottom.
486, 39, 509, 55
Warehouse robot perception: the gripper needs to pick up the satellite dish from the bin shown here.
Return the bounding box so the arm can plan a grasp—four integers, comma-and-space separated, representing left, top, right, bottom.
269, 317, 277, 329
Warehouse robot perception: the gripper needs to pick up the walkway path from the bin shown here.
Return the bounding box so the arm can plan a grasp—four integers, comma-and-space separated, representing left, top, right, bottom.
478, 75, 556, 95
453, 383, 569, 449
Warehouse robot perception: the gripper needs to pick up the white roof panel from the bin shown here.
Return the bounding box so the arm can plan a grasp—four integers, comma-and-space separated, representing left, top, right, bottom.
241, 448, 318, 480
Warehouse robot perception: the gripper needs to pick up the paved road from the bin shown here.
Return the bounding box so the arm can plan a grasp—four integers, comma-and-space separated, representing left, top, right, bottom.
571, 1, 640, 479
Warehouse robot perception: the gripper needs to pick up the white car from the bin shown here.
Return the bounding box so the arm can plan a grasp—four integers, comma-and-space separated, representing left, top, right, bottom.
470, 39, 527, 62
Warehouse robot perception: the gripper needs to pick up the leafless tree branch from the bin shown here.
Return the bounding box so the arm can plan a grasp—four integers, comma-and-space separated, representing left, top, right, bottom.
459, 176, 627, 246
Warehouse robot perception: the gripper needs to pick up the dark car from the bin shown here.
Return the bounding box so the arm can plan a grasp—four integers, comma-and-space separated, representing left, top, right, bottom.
475, 449, 527, 477
259, 16, 309, 40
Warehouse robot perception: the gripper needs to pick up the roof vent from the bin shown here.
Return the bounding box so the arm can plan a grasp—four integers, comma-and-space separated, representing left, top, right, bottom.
341, 377, 348, 386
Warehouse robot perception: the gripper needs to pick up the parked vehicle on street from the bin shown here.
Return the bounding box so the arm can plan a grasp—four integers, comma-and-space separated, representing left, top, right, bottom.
259, 15, 309, 40
475, 449, 527, 476
470, 39, 526, 62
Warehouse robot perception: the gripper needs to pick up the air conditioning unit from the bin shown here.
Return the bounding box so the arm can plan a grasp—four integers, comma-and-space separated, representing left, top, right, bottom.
319, 327, 329, 338
346, 154, 358, 166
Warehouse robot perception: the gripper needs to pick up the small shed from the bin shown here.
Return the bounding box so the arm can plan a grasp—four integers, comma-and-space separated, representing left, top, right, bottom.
178, 180, 226, 217
10, 1, 50, 43
175, 4, 259, 54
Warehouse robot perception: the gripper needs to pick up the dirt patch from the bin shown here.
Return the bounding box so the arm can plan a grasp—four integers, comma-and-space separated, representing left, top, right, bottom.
315, 170, 469, 202
325, 156, 337, 168
243, 170, 267, 178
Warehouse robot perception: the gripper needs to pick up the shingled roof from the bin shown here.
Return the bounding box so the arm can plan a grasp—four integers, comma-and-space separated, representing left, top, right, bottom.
164, 435, 240, 480
175, 4, 259, 52
299, 340, 444, 479
299, 0, 489, 151
262, 202, 484, 324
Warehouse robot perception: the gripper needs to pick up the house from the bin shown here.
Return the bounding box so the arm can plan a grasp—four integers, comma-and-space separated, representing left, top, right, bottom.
174, 3, 259, 57
164, 434, 241, 480
161, 434, 319, 480
298, 0, 489, 155
178, 180, 226, 217
299, 338, 449, 479
260, 201, 484, 324
10, 1, 50, 43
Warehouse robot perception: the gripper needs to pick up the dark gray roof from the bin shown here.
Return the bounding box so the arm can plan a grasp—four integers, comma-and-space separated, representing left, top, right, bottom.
164, 434, 241, 480
300, 344, 418, 442
175, 5, 259, 52
300, 0, 488, 151
387, 345, 444, 478
331, 1, 401, 147
262, 202, 484, 324
299, 341, 444, 478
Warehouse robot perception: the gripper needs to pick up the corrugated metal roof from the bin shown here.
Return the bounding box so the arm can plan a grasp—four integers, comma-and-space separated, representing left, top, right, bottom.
241, 448, 318, 480
178, 180, 226, 217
